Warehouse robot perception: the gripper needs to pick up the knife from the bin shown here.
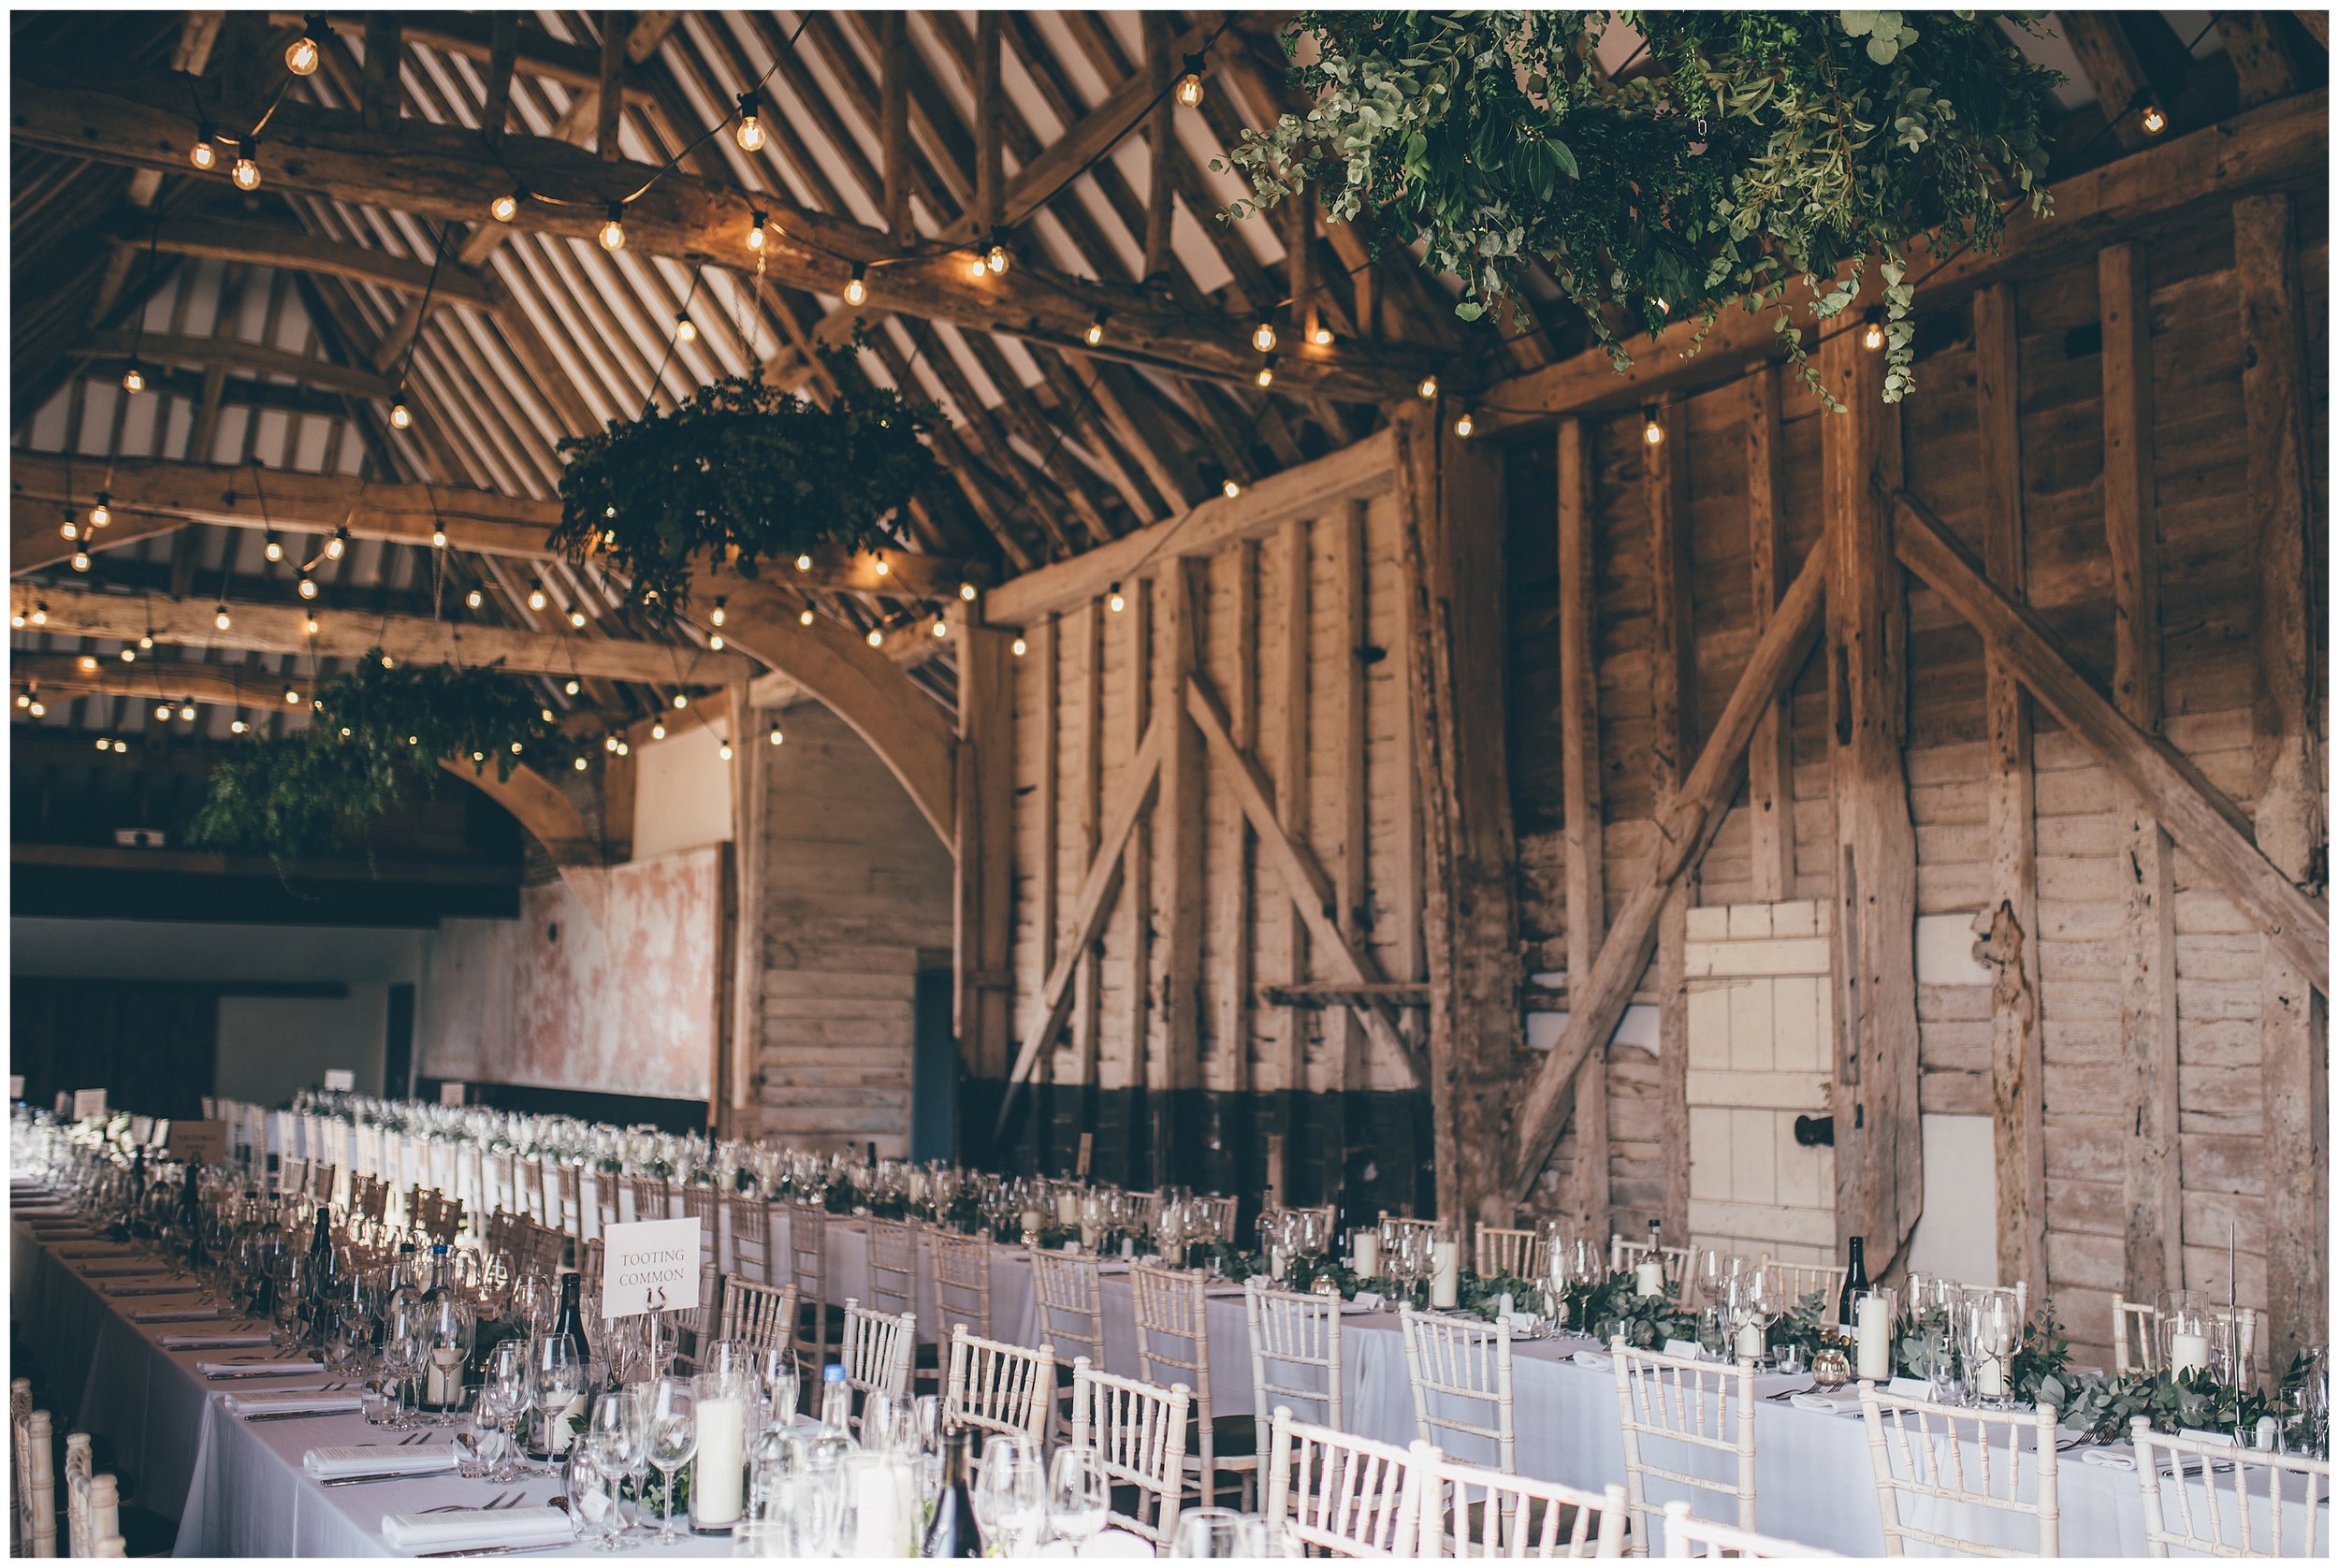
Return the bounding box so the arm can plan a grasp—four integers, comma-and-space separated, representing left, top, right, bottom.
322, 1469, 455, 1488
416, 1545, 571, 1558
205, 1368, 323, 1381
242, 1410, 350, 1422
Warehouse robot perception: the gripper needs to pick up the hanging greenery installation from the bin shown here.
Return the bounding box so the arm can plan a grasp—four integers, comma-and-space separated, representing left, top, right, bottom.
550, 357, 943, 617
1219, 11, 2063, 402
190, 653, 576, 862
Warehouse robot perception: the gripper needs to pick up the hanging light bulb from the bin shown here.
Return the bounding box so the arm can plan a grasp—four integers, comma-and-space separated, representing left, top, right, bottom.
491, 188, 522, 224
1108, 582, 1126, 613
297, 573, 318, 600
866, 627, 885, 647
1310, 322, 1333, 347
1256, 357, 1276, 389
527, 581, 547, 612
229, 719, 247, 734
14, 690, 28, 707
189, 138, 216, 173
30, 603, 49, 627
1417, 374, 1439, 401
1174, 55, 1206, 109
1861, 310, 1886, 352
26, 700, 43, 719
1642, 409, 1665, 447
138, 632, 153, 650
304, 613, 320, 636
431, 528, 446, 548
1222, 478, 1242, 500
541, 707, 555, 723
119, 648, 135, 662
794, 553, 812, 572
2141, 103, 2168, 135
380, 654, 395, 668
651, 721, 667, 741
122, 363, 146, 394
968, 254, 990, 282
931, 617, 949, 638
89, 493, 111, 529
179, 703, 196, 722
843, 266, 868, 308
710, 599, 727, 627
263, 533, 284, 562
604, 733, 619, 753
719, 740, 734, 761
511, 741, 523, 755
599, 200, 627, 253
59, 516, 78, 542
96, 735, 113, 751
286, 17, 322, 74
389, 394, 413, 430
673, 692, 690, 709
958, 582, 978, 602
768, 722, 785, 746
799, 607, 815, 626
1251, 320, 1278, 354
574, 756, 589, 773
112, 738, 126, 753
69, 550, 90, 573
565, 678, 582, 696
568, 609, 587, 629
735, 91, 766, 152
232, 139, 261, 191
285, 689, 301, 704
1010, 635, 1028, 658
985, 240, 1010, 275
326, 527, 349, 560
76, 655, 97, 674
747, 209, 767, 251
675, 312, 697, 342
1454, 409, 1475, 439
213, 604, 232, 631
466, 588, 484, 610
708, 632, 723, 650
1084, 314, 1107, 347
8, 614, 22, 630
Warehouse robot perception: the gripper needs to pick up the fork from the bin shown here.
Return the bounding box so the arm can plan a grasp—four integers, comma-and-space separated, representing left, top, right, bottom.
423, 1492, 513, 1515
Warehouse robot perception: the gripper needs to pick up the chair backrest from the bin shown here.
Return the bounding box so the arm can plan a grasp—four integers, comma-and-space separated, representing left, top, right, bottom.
556, 1163, 585, 1240
310, 1162, 338, 1203
483, 1151, 516, 1216
1030, 1247, 1106, 1364
1757, 1256, 1849, 1327
1131, 1263, 1218, 1416
677, 1184, 719, 1270
1198, 1193, 1241, 1242
2130, 1417, 2328, 1558
866, 1219, 919, 1320
1661, 1499, 1837, 1559
839, 1298, 915, 1408
1415, 1441, 1628, 1558
580, 1237, 605, 1293
62, 1433, 90, 1558
721, 1195, 772, 1284
943, 1324, 1054, 1446
350, 1173, 389, 1223
517, 1218, 566, 1278
410, 1188, 464, 1243
1383, 1214, 1440, 1246
1262, 1406, 1422, 1557
277, 1155, 309, 1199
1475, 1227, 1546, 1281
1246, 1279, 1344, 1431
718, 1274, 800, 1357
1609, 1232, 1694, 1282
17, 1405, 54, 1558
2112, 1296, 2159, 1376
1400, 1307, 1516, 1474
1614, 1343, 1757, 1546
1068, 1357, 1189, 1546
592, 1169, 622, 1235
929, 1227, 993, 1341
620, 1173, 668, 1224
1856, 1385, 2058, 1558
787, 1205, 831, 1368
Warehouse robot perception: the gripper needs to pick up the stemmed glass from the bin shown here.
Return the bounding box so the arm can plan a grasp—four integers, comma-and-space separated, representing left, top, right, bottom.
530, 1337, 585, 1460
644, 1375, 699, 1546
421, 1298, 474, 1425
380, 1321, 426, 1430
1046, 1446, 1107, 1554
588, 1389, 647, 1537
486, 1340, 534, 1481
971, 1435, 1029, 1553
568, 1437, 627, 1551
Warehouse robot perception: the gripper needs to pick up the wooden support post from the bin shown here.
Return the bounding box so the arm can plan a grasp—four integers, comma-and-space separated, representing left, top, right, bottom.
955, 606, 1014, 1103
596, 13, 624, 159
2236, 192, 2327, 1371
1822, 328, 1923, 1272
361, 17, 402, 134
1114, 584, 1154, 1155
724, 684, 763, 1132
973, 13, 1003, 239
1558, 417, 1608, 1236
1035, 616, 1061, 1093
1216, 543, 1258, 1095
1069, 605, 1104, 1111
1744, 366, 1796, 903
1647, 394, 1693, 1240
880, 13, 912, 249
2100, 242, 2183, 1306
1152, 561, 1208, 1183
1271, 517, 1313, 1114
1141, 15, 1175, 282
1394, 404, 1522, 1226
1971, 283, 2046, 1296
603, 741, 636, 864
481, 16, 518, 145
1329, 502, 1370, 1096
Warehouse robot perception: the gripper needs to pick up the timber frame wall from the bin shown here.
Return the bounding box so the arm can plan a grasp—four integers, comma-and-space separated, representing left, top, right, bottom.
953, 93, 2329, 1372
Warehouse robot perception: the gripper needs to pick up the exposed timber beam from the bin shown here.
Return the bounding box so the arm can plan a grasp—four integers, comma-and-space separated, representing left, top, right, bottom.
1889, 489, 2329, 989
10, 60, 1424, 404
1471, 90, 2328, 431
13, 581, 755, 687
108, 214, 493, 306
1509, 536, 1828, 1199
73, 330, 392, 400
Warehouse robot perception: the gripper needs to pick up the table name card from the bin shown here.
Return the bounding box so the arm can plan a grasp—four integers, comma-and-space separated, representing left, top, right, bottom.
72, 1088, 108, 1120
8, 1076, 22, 1101
322, 1069, 356, 1093
600, 1217, 702, 1319
168, 1121, 227, 1164
128, 1114, 153, 1145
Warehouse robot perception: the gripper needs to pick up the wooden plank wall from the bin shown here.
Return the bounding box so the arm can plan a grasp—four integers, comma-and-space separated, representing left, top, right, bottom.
999, 474, 1431, 1210
1505, 197, 2328, 1367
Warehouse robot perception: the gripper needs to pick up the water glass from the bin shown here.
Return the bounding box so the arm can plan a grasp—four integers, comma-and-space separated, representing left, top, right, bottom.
729, 1519, 790, 1558
452, 1426, 490, 1480
644, 1375, 699, 1545
1046, 1446, 1107, 1551
1168, 1506, 1245, 1557
567, 1439, 624, 1551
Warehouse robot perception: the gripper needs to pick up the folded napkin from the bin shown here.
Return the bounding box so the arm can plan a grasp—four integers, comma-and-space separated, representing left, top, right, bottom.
1790, 1392, 1863, 1416
304, 1444, 458, 1479
82, 1264, 175, 1278
159, 1332, 273, 1350
1350, 1291, 1386, 1313
104, 1282, 200, 1298
1338, 1300, 1379, 1316
1076, 1529, 1157, 1559
130, 1307, 229, 1323
197, 1357, 324, 1377
1572, 1351, 1614, 1372
59, 1246, 139, 1258
379, 1507, 574, 1553
224, 1388, 364, 1416
2080, 1448, 2137, 1471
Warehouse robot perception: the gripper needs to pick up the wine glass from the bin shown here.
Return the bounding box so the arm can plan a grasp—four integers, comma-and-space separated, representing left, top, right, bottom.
380, 1322, 425, 1430
569, 1437, 625, 1551
752, 1343, 799, 1430
487, 1339, 534, 1481
970, 1434, 1023, 1549
644, 1375, 699, 1546
422, 1298, 475, 1425
588, 1389, 646, 1530
530, 1336, 585, 1460
1169, 1506, 1245, 1557
1046, 1445, 1107, 1553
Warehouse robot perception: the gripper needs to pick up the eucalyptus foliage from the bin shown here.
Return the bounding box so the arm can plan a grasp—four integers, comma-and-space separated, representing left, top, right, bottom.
190, 654, 573, 862
1220, 11, 2062, 403
551, 360, 942, 617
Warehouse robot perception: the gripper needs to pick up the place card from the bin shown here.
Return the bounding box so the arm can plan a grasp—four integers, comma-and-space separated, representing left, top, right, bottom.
599, 1217, 702, 1319
322, 1069, 356, 1093
168, 1121, 227, 1164
72, 1089, 107, 1120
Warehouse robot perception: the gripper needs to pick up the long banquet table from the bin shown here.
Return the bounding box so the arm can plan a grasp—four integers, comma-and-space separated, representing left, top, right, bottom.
17, 1191, 2327, 1557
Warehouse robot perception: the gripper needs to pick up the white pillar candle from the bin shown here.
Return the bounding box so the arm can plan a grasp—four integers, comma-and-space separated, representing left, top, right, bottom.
1856, 1296, 1892, 1382
1055, 1191, 1080, 1226
1736, 1324, 1765, 1362
1431, 1241, 1460, 1309
1081, 1220, 1101, 1251
1019, 1208, 1043, 1237
1353, 1233, 1380, 1279
1975, 1353, 2006, 1398
1270, 1248, 1287, 1281
425, 1347, 464, 1409
2170, 1329, 2210, 1379
692, 1395, 746, 1526
852, 1458, 913, 1557
1635, 1258, 1665, 1299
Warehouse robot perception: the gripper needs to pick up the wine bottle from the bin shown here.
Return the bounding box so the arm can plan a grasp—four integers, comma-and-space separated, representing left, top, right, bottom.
551, 1270, 591, 1365
922, 1426, 984, 1558
304, 1206, 338, 1340
1839, 1235, 1869, 1328
179, 1164, 205, 1270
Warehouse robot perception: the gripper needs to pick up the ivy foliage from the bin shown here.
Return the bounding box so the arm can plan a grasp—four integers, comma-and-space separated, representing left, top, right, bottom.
190, 653, 574, 861
1219, 11, 2062, 403
551, 356, 943, 617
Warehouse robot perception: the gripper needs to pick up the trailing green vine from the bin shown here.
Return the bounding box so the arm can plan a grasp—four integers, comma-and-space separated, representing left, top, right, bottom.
551, 354, 944, 617
1219, 11, 2061, 403
190, 653, 577, 861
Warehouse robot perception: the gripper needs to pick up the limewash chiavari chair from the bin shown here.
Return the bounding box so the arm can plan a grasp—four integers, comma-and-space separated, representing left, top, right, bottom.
516, 1218, 566, 1279
720, 1194, 774, 1284
556, 1163, 586, 1242
1613, 1343, 1757, 1553
839, 1299, 916, 1421
409, 1189, 464, 1244
1068, 1357, 1191, 1547
1132, 1263, 1256, 1507
1661, 1499, 1836, 1559
1197, 1193, 1242, 1242
1856, 1384, 2060, 1558
17, 1398, 54, 1558
788, 1205, 835, 1374
1475, 1227, 1546, 1281
1261, 1407, 1422, 1557
579, 1238, 605, 1293
482, 1151, 516, 1218
928, 1227, 994, 1340
1756, 1256, 1848, 1324
310, 1162, 338, 1207
943, 1325, 1054, 1446
619, 1173, 669, 1225
1382, 1214, 1439, 1248
677, 1184, 720, 1271
1246, 1279, 1345, 1431
718, 1276, 801, 1358
2129, 1417, 2328, 1558
1610, 1232, 1695, 1283
1031, 1248, 1107, 1438
515, 1157, 545, 1227
62, 1433, 90, 1558
1400, 1306, 1517, 1474
276, 1156, 310, 1201
866, 1219, 920, 1319
349, 1174, 389, 1224
1414, 1441, 1630, 1559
